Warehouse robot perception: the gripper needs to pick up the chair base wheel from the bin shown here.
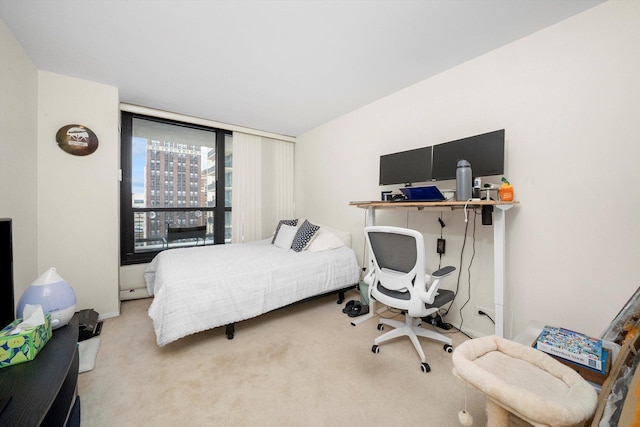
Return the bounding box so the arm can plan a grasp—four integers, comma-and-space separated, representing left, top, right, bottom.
421, 362, 431, 373
444, 344, 453, 353
372, 344, 379, 354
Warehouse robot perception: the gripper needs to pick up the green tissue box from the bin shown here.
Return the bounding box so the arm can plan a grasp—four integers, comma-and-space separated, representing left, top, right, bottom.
0, 314, 52, 368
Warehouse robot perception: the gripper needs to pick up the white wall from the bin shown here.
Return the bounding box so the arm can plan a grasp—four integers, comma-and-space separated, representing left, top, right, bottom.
295, 1, 640, 339
37, 71, 120, 318
1, 20, 121, 320
0, 18, 39, 303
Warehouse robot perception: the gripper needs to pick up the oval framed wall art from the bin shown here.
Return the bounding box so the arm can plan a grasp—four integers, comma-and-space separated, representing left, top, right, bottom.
56, 124, 99, 156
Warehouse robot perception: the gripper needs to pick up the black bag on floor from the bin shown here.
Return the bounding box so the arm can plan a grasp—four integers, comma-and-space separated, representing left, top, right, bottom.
77, 308, 103, 342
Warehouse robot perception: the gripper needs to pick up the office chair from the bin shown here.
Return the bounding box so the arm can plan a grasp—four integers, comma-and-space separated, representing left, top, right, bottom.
364, 226, 456, 373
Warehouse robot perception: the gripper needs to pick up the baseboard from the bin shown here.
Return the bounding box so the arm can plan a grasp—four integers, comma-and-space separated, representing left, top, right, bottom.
119, 288, 151, 301
98, 311, 120, 321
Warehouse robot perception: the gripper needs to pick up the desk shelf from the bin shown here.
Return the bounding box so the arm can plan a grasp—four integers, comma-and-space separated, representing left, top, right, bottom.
349, 200, 516, 209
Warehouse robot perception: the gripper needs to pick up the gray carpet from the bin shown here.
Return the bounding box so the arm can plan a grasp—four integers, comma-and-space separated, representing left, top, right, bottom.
78, 291, 491, 426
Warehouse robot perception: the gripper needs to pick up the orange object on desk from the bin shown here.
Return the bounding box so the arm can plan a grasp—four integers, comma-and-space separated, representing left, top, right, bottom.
499, 183, 514, 201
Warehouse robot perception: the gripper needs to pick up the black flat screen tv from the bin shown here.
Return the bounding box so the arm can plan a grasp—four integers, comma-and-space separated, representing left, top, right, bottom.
0, 218, 13, 328
431, 129, 505, 180
379, 146, 432, 186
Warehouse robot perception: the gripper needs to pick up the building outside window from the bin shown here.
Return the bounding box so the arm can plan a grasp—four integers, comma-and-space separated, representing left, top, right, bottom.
120, 112, 232, 265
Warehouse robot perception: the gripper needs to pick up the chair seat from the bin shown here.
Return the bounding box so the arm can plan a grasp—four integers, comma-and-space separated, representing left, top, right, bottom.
375, 283, 455, 308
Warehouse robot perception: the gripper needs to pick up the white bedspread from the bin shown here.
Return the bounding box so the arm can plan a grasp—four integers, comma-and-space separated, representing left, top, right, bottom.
145, 239, 360, 346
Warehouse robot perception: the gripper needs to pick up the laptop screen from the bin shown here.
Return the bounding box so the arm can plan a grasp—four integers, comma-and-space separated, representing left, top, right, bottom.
399, 186, 445, 201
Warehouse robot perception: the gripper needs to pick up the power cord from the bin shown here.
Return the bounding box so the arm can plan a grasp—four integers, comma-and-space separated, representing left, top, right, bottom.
437, 214, 445, 269
377, 306, 404, 320
443, 209, 471, 318
478, 310, 495, 324
425, 310, 472, 339
434, 322, 472, 340
456, 209, 478, 334
463, 198, 473, 223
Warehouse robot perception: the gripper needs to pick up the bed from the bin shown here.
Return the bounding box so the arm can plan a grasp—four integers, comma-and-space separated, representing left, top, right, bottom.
144, 222, 360, 346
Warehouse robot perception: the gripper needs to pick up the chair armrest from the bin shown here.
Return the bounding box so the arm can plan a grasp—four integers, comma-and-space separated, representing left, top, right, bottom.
418, 266, 456, 305
432, 266, 455, 278
363, 269, 374, 286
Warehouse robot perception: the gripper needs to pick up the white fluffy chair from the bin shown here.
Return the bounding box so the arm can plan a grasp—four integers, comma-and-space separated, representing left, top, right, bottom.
452, 335, 598, 427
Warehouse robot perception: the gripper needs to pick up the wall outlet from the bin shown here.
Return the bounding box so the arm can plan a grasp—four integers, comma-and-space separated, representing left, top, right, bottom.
475, 305, 495, 320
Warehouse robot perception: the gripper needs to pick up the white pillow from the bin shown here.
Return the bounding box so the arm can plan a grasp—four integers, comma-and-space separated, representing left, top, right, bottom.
273, 224, 298, 249
309, 222, 352, 248
307, 227, 345, 252
271, 218, 298, 243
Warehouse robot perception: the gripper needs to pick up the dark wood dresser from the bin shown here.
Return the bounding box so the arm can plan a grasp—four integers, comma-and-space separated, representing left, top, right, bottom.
0, 315, 80, 426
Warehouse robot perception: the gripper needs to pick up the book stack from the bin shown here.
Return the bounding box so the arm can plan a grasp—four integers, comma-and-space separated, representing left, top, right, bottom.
535, 325, 610, 385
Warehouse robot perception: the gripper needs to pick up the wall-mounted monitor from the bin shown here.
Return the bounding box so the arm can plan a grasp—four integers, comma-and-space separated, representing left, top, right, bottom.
379, 146, 432, 186
431, 129, 505, 180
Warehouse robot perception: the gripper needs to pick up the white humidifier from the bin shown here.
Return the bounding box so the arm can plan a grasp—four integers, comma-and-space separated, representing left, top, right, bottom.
17, 267, 76, 329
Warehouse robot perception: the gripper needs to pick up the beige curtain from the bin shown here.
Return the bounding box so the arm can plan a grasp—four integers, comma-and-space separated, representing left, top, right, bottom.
231, 133, 294, 243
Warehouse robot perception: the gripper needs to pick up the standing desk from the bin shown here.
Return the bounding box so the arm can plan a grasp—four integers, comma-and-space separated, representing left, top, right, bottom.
350, 200, 517, 337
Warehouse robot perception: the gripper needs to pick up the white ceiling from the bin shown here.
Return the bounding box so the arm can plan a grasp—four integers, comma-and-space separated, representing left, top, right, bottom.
0, 0, 605, 137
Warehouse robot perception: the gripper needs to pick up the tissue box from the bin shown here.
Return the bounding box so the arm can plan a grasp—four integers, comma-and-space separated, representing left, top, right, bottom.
0, 314, 52, 368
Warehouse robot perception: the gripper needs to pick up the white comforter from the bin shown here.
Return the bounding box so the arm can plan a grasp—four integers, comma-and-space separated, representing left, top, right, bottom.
145, 239, 360, 346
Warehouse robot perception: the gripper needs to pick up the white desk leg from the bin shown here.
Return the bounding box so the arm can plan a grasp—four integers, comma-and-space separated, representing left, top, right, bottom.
366, 205, 376, 227
493, 205, 513, 338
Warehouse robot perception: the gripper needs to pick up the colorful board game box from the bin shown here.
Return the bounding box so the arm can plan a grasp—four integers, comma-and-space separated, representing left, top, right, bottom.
535, 325, 604, 371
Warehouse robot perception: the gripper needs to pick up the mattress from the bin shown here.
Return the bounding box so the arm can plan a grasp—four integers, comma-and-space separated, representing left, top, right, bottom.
145, 238, 360, 346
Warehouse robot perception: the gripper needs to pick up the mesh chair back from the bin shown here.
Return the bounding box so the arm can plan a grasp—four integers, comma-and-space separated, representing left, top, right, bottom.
367, 231, 417, 273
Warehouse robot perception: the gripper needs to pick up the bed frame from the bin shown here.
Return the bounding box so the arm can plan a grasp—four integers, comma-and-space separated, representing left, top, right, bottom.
223, 284, 356, 339
146, 225, 361, 346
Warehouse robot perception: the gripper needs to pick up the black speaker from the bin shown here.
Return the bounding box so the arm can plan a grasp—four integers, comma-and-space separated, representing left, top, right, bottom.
482, 205, 494, 226
0, 218, 14, 328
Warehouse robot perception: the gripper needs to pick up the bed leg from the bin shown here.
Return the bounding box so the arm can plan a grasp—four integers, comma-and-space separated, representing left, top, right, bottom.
225, 323, 235, 340
337, 290, 345, 304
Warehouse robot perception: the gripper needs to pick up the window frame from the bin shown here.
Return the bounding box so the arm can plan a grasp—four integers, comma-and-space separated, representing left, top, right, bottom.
120, 111, 231, 265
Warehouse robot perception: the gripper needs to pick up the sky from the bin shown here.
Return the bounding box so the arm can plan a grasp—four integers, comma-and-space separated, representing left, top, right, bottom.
132, 137, 146, 194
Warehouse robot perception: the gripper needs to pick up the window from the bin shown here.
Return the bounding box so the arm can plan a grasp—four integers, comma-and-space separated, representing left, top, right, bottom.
120, 112, 233, 265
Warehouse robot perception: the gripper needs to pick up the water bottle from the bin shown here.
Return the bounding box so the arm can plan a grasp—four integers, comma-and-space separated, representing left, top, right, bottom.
456, 159, 472, 201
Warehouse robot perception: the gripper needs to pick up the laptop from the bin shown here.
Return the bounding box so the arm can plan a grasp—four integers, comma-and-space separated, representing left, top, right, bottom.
399, 185, 446, 202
